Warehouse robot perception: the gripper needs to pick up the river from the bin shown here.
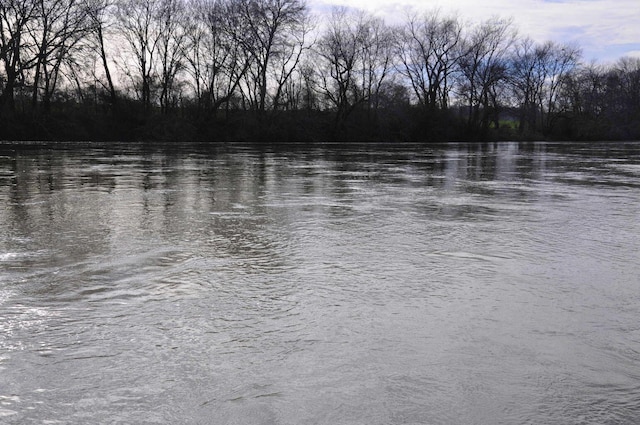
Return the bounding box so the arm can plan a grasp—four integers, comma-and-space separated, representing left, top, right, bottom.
1, 141, 639, 424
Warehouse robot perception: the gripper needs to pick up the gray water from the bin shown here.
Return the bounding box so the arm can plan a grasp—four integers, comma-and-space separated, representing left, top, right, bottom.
1, 141, 639, 424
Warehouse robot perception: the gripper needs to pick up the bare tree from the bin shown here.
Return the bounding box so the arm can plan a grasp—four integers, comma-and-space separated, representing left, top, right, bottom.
156, 0, 186, 113
540, 41, 581, 131
579, 57, 640, 138
314, 7, 392, 130
359, 13, 394, 118
0, 0, 39, 116
183, 0, 252, 114
508, 37, 546, 133
115, 0, 161, 110
29, 0, 91, 111
85, 0, 117, 105
314, 7, 364, 127
233, 0, 308, 114
509, 39, 581, 134
269, 8, 312, 111
611, 57, 640, 121
282, 59, 317, 111
457, 17, 516, 137
395, 9, 462, 111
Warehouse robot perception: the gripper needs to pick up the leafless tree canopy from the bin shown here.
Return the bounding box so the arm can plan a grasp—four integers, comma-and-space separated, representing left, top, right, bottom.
1, 1, 638, 141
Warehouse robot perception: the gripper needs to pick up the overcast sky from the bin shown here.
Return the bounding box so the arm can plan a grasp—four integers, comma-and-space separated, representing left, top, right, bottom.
308, 0, 640, 64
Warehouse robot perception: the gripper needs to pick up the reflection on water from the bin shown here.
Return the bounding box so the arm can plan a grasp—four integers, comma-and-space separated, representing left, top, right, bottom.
1, 142, 640, 424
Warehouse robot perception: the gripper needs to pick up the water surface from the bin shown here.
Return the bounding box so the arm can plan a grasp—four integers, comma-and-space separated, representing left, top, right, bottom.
1, 142, 639, 424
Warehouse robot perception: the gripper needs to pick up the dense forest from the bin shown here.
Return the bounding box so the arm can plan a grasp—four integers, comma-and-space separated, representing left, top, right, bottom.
1, 0, 639, 142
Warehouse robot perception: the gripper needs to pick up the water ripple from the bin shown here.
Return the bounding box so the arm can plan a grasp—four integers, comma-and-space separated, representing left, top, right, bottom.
2, 142, 640, 424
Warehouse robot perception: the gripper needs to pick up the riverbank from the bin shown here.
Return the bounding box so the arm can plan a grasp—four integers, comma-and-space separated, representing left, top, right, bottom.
4, 101, 635, 144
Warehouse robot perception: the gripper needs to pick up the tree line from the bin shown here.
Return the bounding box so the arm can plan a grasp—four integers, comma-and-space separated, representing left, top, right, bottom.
1, 0, 639, 142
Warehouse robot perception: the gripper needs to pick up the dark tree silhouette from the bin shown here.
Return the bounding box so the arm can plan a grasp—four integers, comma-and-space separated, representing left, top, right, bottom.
1, 0, 638, 142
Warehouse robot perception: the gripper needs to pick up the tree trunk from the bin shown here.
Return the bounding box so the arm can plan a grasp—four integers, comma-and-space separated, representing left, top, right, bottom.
97, 25, 117, 106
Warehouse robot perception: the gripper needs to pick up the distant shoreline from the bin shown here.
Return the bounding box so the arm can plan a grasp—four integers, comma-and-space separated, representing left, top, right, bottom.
2, 139, 637, 148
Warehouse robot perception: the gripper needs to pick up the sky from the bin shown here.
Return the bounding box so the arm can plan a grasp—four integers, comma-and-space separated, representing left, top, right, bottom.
308, 0, 640, 64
